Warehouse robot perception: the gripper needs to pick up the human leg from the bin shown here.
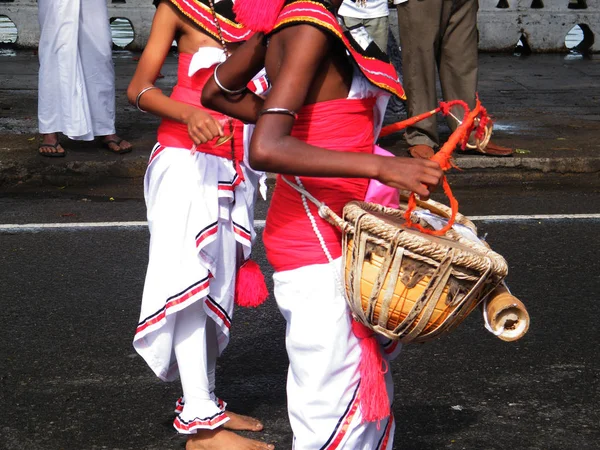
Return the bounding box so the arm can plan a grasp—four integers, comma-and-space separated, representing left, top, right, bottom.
396, 0, 444, 150
274, 259, 395, 450
79, 0, 132, 152
205, 318, 264, 432
438, 0, 479, 129
173, 301, 228, 432
173, 293, 270, 449
38, 0, 94, 144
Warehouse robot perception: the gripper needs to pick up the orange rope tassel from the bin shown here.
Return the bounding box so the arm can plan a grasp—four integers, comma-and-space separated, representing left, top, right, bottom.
381, 97, 489, 236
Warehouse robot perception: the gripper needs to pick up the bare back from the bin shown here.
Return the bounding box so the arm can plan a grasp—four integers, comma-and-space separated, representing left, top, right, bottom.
265, 25, 352, 105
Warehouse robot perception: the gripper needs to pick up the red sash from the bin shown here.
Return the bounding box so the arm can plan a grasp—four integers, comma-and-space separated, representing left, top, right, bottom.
165, 0, 252, 43
271, 0, 405, 99
263, 97, 376, 272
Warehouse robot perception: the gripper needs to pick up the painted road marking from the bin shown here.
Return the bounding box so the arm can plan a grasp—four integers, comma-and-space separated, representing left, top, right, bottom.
0, 214, 599, 233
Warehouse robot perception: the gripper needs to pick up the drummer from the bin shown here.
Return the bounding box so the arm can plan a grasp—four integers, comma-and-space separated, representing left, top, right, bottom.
202, 0, 443, 448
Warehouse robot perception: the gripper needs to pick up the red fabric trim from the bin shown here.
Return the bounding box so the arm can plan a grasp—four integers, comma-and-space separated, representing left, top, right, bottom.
148, 145, 166, 166
323, 392, 361, 450
233, 224, 251, 242
173, 411, 229, 431
195, 223, 219, 247
136, 278, 210, 335
204, 297, 232, 329
383, 341, 399, 355
378, 413, 394, 450
272, 1, 405, 99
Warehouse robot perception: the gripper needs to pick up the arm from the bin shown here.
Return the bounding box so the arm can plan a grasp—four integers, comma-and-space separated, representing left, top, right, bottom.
249, 25, 443, 198
201, 32, 268, 123
126, 2, 222, 144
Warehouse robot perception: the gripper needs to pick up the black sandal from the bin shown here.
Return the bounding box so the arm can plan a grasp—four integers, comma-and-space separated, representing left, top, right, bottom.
38, 142, 66, 158
102, 138, 133, 155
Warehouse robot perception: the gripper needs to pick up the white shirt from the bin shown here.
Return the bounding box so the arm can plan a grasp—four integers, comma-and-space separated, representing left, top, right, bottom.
338, 0, 389, 19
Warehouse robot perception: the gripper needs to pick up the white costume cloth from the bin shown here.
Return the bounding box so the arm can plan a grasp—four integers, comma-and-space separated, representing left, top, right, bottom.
132, 48, 265, 433
274, 259, 401, 450
38, 0, 116, 140
272, 71, 401, 449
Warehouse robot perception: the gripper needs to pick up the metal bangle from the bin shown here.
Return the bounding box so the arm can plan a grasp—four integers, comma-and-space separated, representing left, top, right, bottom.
213, 62, 247, 95
258, 107, 298, 120
135, 86, 160, 113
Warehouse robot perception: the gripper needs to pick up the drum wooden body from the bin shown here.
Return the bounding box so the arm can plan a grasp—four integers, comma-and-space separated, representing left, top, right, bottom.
341, 199, 508, 343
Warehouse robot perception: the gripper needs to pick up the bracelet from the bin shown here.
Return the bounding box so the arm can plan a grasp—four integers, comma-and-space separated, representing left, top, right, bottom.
258, 107, 298, 120
213, 62, 247, 95
135, 86, 160, 113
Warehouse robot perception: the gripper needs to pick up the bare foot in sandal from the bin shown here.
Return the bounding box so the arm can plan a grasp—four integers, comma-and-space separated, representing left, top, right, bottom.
223, 411, 264, 432
39, 132, 66, 157
101, 134, 133, 154
186, 428, 274, 450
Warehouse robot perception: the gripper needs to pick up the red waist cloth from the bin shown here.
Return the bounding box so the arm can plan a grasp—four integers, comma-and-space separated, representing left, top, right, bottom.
264, 97, 376, 272
156, 52, 244, 161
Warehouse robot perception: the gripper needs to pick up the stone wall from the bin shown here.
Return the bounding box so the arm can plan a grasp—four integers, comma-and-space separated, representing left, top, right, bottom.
0, 0, 598, 52
0, 0, 154, 50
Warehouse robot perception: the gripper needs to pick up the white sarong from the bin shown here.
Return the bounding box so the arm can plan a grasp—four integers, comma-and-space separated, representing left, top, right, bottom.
133, 142, 262, 432
37, 0, 115, 140
274, 259, 401, 449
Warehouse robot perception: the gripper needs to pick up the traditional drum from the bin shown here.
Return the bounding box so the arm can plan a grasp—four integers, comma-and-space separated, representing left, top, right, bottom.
322, 196, 511, 344
283, 97, 530, 344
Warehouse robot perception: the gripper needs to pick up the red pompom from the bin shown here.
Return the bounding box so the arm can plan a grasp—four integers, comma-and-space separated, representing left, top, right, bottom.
235, 259, 268, 307
351, 320, 390, 423
233, 0, 285, 33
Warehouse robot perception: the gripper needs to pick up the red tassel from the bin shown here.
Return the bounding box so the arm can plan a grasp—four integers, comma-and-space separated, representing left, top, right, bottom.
233, 0, 285, 33
351, 320, 390, 423
235, 259, 268, 307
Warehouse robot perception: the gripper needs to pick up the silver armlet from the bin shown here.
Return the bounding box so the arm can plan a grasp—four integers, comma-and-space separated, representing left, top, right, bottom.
213, 62, 247, 96
135, 86, 161, 113
258, 107, 298, 120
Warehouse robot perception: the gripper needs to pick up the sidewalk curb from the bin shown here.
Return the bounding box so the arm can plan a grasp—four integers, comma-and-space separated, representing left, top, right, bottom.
1, 154, 598, 188
0, 154, 149, 187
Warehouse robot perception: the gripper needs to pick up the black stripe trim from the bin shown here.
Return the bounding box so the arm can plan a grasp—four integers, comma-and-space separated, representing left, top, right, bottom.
319, 381, 360, 450
137, 276, 209, 326
176, 410, 226, 425
233, 221, 251, 236
375, 415, 390, 449
205, 295, 232, 324
195, 221, 218, 240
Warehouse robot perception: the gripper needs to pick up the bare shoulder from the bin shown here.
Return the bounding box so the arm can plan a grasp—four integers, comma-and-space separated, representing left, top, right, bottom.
154, 0, 182, 28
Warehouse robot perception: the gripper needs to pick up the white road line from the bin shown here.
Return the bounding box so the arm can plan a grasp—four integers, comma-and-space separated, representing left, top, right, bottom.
0, 214, 599, 233
468, 213, 600, 221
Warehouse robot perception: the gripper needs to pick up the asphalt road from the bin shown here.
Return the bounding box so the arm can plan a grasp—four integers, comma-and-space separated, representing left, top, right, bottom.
0, 186, 599, 450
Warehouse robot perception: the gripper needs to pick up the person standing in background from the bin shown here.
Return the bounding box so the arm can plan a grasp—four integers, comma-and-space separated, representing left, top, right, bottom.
394, 0, 514, 158
338, 0, 390, 54
37, 0, 132, 157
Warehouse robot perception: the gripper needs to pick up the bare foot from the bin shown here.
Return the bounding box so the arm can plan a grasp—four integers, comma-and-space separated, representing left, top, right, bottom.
101, 133, 132, 154
185, 428, 274, 450
223, 411, 264, 432
38, 132, 66, 157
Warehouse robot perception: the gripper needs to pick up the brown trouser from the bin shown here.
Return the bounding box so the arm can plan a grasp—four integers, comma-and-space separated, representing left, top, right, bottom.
396, 0, 479, 148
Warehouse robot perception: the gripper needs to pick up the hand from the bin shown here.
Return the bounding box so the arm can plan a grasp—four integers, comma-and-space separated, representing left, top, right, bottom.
186, 109, 224, 145
376, 157, 444, 200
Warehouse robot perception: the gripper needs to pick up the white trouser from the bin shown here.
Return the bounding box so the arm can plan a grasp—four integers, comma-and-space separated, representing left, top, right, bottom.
274, 258, 399, 450
172, 301, 229, 433
38, 0, 116, 139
